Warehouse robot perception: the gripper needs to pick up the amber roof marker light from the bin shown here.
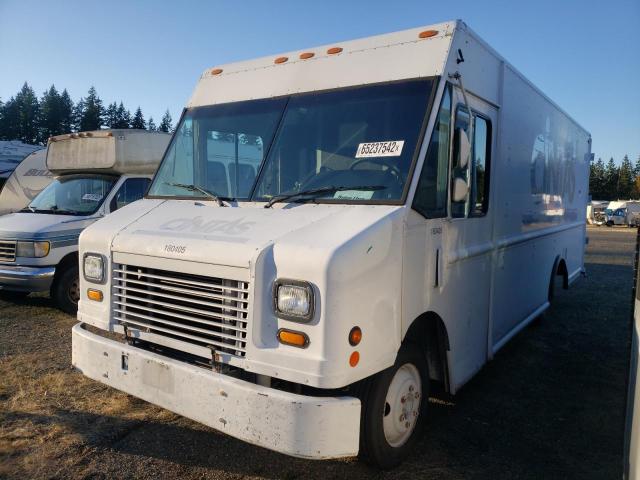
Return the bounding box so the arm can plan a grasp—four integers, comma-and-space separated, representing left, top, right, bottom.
210, 68, 223, 75
418, 30, 439, 39
299, 52, 315, 60
327, 47, 343, 55
274, 56, 289, 64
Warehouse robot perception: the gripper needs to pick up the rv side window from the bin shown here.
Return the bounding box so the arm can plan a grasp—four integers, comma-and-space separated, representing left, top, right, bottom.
412, 85, 451, 218
111, 177, 151, 211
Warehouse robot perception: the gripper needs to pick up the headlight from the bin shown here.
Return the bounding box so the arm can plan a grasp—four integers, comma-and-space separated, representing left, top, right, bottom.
16, 241, 50, 258
83, 254, 105, 283
273, 279, 314, 321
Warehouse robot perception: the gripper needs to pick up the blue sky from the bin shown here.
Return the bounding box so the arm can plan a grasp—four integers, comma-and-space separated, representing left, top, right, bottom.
0, 0, 638, 163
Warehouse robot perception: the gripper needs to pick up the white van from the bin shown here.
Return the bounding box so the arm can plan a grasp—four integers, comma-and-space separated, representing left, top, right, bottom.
0, 130, 169, 313
0, 149, 53, 216
72, 21, 591, 467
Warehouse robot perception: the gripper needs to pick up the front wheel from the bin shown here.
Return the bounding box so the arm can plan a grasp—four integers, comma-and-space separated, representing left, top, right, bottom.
359, 344, 429, 469
51, 264, 80, 315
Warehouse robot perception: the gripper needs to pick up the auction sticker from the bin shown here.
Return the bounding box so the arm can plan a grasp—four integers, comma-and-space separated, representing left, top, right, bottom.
82, 193, 103, 202
355, 140, 404, 158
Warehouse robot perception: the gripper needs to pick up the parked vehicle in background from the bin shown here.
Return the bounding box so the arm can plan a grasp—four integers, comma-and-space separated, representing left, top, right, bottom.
586, 200, 608, 226
605, 201, 640, 227
0, 149, 53, 215
0, 130, 169, 313
73, 20, 591, 468
0, 140, 42, 191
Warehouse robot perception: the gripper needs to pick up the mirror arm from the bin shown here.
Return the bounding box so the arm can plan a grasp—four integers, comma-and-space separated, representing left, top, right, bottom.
448, 71, 475, 149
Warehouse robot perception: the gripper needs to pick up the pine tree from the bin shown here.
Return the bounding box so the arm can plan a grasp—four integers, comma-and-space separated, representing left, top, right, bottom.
72, 98, 85, 132
604, 157, 619, 200
590, 157, 604, 200
158, 109, 172, 133
38, 85, 64, 143
147, 117, 156, 131
591, 157, 606, 200
59, 89, 74, 133
105, 102, 118, 128
130, 107, 146, 129
112, 102, 131, 129
78, 86, 104, 131
14, 82, 40, 144
618, 155, 634, 200
0, 97, 20, 140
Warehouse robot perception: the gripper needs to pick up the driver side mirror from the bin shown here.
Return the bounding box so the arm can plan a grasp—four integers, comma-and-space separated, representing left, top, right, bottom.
452, 177, 469, 203
456, 128, 471, 169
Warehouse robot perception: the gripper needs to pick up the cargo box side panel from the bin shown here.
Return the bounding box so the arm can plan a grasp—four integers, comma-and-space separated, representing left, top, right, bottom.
490, 65, 590, 348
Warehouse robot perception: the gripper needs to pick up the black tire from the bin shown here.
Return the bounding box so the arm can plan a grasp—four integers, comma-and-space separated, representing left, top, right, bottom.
52, 264, 80, 315
359, 344, 429, 469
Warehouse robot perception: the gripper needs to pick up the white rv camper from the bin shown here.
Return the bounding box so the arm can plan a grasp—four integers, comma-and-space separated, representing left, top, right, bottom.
0, 140, 42, 190
0, 130, 169, 313
73, 21, 591, 467
0, 149, 53, 216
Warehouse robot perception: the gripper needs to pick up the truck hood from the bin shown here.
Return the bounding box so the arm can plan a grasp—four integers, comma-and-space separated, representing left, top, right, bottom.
0, 212, 98, 240
110, 200, 401, 268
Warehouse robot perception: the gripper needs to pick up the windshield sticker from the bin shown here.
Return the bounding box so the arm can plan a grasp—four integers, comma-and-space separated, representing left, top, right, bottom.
82, 193, 103, 202
333, 190, 375, 200
355, 140, 404, 158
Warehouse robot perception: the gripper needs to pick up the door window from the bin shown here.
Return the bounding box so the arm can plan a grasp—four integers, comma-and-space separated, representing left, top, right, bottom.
413, 85, 452, 218
111, 177, 151, 211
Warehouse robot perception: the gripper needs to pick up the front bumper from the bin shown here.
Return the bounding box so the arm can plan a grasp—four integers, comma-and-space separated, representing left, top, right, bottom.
71, 324, 361, 459
0, 265, 55, 292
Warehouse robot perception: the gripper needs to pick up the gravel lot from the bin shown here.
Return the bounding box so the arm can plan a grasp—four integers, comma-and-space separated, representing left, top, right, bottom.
0, 226, 635, 479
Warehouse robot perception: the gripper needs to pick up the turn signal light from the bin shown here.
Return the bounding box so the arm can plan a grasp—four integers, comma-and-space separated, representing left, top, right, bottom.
277, 329, 309, 348
349, 326, 362, 346
87, 289, 103, 302
349, 351, 360, 367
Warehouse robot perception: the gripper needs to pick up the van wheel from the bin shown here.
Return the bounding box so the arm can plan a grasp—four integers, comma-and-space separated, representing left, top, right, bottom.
359, 344, 429, 469
52, 264, 80, 315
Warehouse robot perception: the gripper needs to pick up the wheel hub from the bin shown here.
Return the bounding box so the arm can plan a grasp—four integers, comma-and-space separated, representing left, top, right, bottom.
383, 363, 422, 447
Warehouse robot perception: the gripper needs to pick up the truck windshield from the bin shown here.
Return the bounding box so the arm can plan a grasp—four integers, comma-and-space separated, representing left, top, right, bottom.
148, 79, 435, 203
23, 174, 117, 215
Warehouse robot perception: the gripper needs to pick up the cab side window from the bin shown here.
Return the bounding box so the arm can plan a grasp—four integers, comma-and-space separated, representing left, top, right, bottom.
413, 86, 451, 218
451, 106, 491, 218
110, 178, 150, 212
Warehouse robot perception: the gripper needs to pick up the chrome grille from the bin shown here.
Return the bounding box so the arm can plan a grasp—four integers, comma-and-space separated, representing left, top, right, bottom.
0, 240, 16, 263
112, 264, 249, 358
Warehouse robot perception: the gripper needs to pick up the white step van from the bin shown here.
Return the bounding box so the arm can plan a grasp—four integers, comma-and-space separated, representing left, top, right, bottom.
72, 21, 591, 468
0, 130, 169, 313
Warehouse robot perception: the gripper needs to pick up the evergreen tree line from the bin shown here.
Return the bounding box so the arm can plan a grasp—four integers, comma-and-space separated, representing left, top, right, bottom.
590, 155, 640, 201
0, 82, 173, 145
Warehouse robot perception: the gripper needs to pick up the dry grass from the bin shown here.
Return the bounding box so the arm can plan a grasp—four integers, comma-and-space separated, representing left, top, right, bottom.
0, 227, 635, 479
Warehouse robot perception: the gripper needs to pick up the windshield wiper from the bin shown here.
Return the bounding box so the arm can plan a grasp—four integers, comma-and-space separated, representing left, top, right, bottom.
28, 206, 84, 215
165, 182, 227, 207
264, 185, 386, 208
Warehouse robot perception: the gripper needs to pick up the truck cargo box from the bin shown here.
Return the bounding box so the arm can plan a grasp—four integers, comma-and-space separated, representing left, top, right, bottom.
46, 129, 170, 175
